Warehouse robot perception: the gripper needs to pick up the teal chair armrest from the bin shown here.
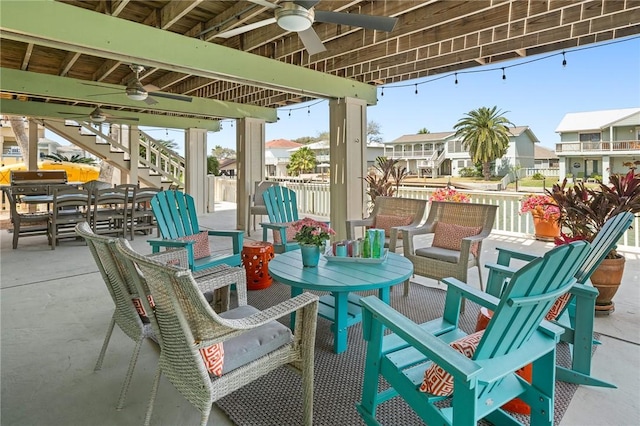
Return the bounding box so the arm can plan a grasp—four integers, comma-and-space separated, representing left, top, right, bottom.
441, 276, 501, 312
206, 229, 244, 254
361, 296, 482, 382
484, 262, 519, 297
496, 247, 539, 265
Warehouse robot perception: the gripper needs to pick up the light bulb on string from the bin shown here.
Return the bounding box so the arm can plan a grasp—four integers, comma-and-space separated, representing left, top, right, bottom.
454, 73, 458, 85
381, 87, 384, 96
562, 51, 567, 67
307, 106, 310, 115
288, 110, 291, 117
165, 129, 169, 137
414, 84, 418, 95
501, 68, 506, 81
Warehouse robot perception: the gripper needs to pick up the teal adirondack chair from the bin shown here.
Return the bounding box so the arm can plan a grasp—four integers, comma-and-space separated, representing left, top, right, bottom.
485, 211, 634, 388
260, 186, 301, 253
148, 190, 243, 271
357, 240, 591, 426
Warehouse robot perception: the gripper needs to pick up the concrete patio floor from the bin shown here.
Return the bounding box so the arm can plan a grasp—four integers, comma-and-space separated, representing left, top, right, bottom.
1, 202, 638, 425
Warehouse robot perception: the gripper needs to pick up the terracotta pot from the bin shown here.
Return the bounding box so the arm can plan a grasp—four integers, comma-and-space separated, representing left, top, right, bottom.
590, 255, 625, 315
531, 213, 561, 241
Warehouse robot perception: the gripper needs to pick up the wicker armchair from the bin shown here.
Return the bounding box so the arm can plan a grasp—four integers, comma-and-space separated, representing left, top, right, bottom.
402, 201, 497, 295
114, 238, 319, 426
76, 222, 247, 410
346, 196, 427, 251
76, 221, 158, 410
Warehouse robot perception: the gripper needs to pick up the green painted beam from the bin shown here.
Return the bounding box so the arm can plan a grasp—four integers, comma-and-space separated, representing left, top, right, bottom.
0, 0, 378, 105
0, 99, 221, 131
0, 68, 275, 122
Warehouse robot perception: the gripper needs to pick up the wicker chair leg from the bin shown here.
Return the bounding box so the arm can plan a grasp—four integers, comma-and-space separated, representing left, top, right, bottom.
116, 338, 144, 410
144, 367, 162, 426
200, 406, 213, 426
94, 315, 116, 371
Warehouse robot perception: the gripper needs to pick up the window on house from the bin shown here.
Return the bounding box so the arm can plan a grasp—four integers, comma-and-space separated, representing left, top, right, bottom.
579, 133, 601, 142
457, 160, 466, 168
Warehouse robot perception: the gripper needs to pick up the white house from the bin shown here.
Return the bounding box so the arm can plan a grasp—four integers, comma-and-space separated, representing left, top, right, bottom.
382, 126, 540, 178
265, 139, 302, 177
555, 107, 640, 182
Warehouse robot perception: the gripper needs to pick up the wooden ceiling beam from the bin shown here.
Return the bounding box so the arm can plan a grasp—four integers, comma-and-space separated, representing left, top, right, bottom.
20, 43, 33, 71
59, 52, 81, 77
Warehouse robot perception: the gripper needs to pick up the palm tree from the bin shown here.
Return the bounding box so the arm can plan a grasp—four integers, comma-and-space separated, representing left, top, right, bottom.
453, 106, 514, 180
287, 146, 317, 176
41, 152, 96, 165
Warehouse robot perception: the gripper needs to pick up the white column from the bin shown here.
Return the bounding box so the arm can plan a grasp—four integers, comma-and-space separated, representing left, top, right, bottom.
602, 155, 611, 183
236, 118, 265, 232
329, 97, 367, 240
185, 128, 208, 214
28, 118, 38, 170
127, 125, 139, 185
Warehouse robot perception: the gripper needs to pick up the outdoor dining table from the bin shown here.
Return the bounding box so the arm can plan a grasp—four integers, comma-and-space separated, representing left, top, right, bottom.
268, 250, 413, 353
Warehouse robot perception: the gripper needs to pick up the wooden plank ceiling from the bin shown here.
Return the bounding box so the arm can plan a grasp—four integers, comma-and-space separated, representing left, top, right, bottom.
1, 0, 639, 126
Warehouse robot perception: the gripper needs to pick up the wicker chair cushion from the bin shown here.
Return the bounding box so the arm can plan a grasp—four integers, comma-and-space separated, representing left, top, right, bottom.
415, 246, 462, 263
374, 214, 413, 239
208, 305, 293, 376
432, 222, 482, 257
177, 231, 211, 260
420, 330, 485, 396
272, 222, 297, 244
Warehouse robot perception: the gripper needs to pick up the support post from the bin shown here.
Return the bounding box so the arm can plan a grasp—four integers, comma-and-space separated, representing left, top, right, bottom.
28, 118, 38, 171
185, 128, 208, 214
236, 118, 265, 232
329, 97, 367, 240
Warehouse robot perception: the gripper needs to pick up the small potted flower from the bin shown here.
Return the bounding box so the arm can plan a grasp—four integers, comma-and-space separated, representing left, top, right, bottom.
291, 217, 335, 267
519, 193, 561, 241
430, 187, 471, 203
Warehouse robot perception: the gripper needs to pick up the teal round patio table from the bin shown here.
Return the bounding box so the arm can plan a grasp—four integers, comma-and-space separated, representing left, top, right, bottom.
268, 250, 413, 354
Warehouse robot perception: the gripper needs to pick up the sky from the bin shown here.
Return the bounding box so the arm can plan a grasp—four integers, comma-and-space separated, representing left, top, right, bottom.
47, 35, 640, 154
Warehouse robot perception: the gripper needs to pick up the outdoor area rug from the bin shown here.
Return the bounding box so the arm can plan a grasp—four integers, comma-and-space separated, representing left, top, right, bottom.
216, 281, 587, 426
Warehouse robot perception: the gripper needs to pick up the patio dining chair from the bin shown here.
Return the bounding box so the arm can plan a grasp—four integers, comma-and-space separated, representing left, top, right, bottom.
485, 211, 635, 388
114, 237, 319, 426
357, 240, 591, 426
1, 186, 50, 249
247, 180, 278, 236
48, 186, 91, 249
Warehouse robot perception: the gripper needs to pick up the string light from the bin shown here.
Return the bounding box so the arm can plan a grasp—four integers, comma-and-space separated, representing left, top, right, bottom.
374, 36, 637, 98
288, 110, 291, 117
381, 87, 384, 96
307, 106, 310, 115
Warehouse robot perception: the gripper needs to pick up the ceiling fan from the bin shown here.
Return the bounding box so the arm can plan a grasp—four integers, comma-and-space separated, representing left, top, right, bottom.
84, 64, 193, 105
58, 106, 139, 123
215, 0, 398, 55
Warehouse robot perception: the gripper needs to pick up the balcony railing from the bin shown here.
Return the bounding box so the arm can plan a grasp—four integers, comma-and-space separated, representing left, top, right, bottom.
556, 140, 640, 153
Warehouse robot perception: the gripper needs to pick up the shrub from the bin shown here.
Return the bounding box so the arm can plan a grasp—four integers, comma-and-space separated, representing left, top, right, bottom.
531, 172, 545, 180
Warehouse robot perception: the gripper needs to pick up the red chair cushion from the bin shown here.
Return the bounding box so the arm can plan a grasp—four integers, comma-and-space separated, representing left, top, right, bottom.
432, 222, 482, 257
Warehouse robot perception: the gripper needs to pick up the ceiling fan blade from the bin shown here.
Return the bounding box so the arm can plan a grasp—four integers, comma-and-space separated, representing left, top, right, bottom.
298, 27, 326, 55
293, 0, 321, 9
149, 92, 193, 103
246, 0, 279, 9
314, 10, 398, 32
87, 92, 123, 97
216, 18, 276, 38
143, 97, 159, 106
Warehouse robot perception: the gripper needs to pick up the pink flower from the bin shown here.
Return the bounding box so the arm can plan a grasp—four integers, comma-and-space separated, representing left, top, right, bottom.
520, 194, 560, 220
430, 188, 471, 203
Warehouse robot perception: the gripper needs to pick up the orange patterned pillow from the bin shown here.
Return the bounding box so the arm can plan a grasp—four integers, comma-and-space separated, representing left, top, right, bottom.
420, 330, 485, 396
200, 343, 224, 377
432, 222, 482, 257
374, 214, 413, 239
272, 222, 297, 244
545, 293, 571, 321
177, 231, 211, 260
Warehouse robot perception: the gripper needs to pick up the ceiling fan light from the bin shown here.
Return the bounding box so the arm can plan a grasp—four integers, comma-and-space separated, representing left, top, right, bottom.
276, 2, 314, 32
126, 88, 148, 101
90, 114, 106, 123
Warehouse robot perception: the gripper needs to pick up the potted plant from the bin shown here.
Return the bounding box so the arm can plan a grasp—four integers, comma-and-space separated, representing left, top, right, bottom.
548, 170, 640, 313
291, 217, 335, 267
519, 193, 561, 241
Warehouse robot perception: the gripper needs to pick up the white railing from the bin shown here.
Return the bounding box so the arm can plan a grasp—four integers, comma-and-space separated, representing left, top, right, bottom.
211, 178, 639, 249
556, 140, 640, 153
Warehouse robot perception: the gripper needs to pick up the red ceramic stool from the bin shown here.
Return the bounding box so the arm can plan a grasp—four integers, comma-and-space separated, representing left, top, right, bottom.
475, 307, 532, 415
241, 241, 275, 290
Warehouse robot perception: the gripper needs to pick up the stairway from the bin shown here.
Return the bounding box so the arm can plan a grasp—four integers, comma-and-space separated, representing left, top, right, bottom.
42, 120, 184, 188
